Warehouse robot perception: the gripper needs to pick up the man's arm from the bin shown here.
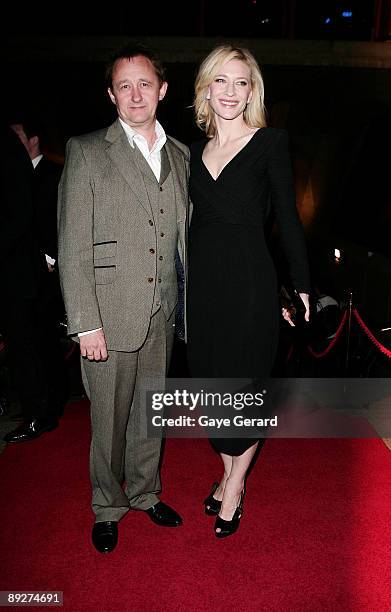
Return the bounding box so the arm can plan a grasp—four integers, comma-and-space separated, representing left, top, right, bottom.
57, 138, 105, 345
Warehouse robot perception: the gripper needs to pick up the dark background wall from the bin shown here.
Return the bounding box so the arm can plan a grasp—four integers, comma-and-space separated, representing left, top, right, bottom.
4, 27, 391, 326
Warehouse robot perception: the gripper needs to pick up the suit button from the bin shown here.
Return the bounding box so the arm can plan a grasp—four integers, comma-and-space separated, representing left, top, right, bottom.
160, 232, 165, 237
149, 248, 155, 254
149, 220, 154, 226
160, 209, 164, 214
158, 278, 162, 283
159, 186, 163, 191
148, 277, 154, 283
159, 255, 163, 260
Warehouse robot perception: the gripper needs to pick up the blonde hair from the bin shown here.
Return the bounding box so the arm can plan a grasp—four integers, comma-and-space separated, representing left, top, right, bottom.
194, 44, 267, 137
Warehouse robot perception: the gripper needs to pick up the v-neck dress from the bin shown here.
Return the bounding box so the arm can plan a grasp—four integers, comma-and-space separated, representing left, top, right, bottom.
187, 128, 310, 455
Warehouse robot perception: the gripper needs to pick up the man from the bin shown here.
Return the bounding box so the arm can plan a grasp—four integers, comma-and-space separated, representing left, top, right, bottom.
10, 121, 63, 276
58, 43, 189, 553
1, 120, 63, 444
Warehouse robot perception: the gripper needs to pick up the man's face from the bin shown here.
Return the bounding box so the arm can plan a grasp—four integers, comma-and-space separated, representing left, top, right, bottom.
108, 55, 167, 130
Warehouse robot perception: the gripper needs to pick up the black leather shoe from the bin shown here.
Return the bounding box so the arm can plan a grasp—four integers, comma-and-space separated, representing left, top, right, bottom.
3, 417, 58, 443
145, 501, 182, 527
92, 521, 118, 553
204, 482, 222, 516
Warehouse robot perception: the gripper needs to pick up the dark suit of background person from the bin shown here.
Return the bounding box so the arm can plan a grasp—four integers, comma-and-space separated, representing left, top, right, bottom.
0, 126, 62, 443
57, 44, 188, 553
23, 122, 66, 416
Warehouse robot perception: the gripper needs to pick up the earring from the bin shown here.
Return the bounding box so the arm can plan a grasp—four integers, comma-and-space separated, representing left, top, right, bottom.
206, 92, 210, 100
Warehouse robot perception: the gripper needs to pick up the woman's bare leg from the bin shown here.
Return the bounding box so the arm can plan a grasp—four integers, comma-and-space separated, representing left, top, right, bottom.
215, 442, 258, 531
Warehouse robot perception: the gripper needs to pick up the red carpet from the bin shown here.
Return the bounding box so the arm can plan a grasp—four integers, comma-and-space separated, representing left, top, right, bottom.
1, 400, 391, 611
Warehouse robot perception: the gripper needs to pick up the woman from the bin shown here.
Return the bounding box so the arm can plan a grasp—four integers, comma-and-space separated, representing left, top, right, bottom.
187, 45, 310, 538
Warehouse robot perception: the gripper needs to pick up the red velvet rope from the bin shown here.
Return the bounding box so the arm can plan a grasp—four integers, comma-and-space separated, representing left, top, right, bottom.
352, 308, 391, 359
286, 304, 391, 361
285, 344, 294, 364
64, 342, 78, 361
306, 309, 348, 358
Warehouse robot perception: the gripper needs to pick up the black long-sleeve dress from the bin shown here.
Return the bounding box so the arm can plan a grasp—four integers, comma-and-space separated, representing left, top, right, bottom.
187, 128, 310, 455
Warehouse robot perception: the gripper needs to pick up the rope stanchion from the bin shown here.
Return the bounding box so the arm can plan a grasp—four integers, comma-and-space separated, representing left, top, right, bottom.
352, 308, 391, 359
306, 309, 348, 358
345, 290, 353, 372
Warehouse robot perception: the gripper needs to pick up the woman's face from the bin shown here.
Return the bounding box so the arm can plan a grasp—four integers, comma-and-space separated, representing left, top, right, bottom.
207, 58, 252, 122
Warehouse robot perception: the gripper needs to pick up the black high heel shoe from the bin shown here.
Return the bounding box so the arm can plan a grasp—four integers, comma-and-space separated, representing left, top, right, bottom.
203, 482, 222, 516
214, 490, 245, 538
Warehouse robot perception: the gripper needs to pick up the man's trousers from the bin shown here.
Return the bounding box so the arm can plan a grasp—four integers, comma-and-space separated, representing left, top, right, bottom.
81, 308, 175, 522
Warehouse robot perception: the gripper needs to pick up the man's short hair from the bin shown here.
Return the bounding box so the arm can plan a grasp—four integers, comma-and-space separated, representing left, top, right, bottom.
105, 42, 166, 89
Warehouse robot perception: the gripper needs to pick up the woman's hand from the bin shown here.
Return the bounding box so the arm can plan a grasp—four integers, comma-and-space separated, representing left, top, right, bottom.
300, 292, 311, 322
282, 292, 310, 327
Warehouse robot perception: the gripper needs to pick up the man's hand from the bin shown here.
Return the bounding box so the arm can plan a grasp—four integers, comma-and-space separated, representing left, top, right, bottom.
80, 329, 108, 361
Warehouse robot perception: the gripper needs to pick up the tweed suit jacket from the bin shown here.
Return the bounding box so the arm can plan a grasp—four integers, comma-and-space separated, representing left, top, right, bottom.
57, 119, 189, 352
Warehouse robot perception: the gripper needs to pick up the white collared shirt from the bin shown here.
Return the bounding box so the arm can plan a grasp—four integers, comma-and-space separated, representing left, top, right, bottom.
119, 118, 167, 182
32, 154, 43, 169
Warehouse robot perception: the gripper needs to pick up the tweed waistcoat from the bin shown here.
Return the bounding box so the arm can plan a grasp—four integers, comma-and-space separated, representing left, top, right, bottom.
133, 145, 179, 319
